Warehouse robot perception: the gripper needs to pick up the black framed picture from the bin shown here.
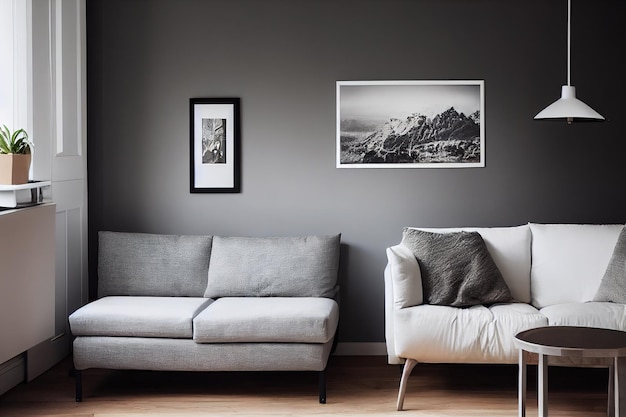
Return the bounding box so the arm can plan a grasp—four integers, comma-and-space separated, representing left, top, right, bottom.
189, 98, 240, 193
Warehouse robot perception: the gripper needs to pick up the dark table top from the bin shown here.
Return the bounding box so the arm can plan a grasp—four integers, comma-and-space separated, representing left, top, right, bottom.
515, 326, 626, 358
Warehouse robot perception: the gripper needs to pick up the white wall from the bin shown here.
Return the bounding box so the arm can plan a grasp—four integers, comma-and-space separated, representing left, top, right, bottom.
0, 0, 13, 123
0, 0, 87, 393
0, 0, 31, 133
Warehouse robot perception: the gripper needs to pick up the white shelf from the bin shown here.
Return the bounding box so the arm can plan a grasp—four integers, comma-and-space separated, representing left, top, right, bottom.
0, 181, 51, 208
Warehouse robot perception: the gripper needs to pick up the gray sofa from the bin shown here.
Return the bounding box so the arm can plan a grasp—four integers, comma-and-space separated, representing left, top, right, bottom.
68, 231, 341, 403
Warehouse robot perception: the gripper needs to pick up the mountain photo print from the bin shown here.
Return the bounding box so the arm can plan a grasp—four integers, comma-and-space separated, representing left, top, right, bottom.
336, 80, 484, 168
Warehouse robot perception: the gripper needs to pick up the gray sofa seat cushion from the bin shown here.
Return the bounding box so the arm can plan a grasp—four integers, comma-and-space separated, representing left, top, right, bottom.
193, 297, 339, 343
98, 231, 212, 297
69, 296, 214, 338
204, 235, 341, 298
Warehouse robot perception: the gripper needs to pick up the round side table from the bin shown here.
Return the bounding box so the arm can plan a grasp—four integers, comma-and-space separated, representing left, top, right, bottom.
515, 326, 626, 417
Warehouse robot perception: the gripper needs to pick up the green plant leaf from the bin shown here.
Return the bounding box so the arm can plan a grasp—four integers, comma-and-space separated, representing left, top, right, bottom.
0, 124, 32, 154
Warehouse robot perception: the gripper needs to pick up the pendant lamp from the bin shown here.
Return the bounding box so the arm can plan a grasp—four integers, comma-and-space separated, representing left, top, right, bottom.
534, 0, 604, 123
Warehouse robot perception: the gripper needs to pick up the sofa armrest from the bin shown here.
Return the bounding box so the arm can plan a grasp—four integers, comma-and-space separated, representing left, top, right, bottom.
384, 244, 423, 365
384, 263, 401, 364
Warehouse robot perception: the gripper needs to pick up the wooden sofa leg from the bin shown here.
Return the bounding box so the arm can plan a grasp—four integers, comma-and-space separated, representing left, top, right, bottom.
75, 369, 83, 402
319, 370, 327, 404
397, 359, 418, 411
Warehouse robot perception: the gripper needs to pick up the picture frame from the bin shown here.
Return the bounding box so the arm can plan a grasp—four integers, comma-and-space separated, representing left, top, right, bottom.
190, 97, 241, 193
336, 80, 485, 168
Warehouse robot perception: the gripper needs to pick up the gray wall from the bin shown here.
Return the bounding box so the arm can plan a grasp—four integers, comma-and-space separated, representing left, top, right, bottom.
87, 0, 626, 343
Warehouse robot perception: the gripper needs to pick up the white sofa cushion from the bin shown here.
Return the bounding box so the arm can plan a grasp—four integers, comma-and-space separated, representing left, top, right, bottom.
412, 225, 532, 303
529, 223, 623, 308
401, 229, 512, 307
386, 244, 423, 308
393, 302, 547, 364
193, 297, 339, 343
540, 302, 626, 329
69, 296, 214, 338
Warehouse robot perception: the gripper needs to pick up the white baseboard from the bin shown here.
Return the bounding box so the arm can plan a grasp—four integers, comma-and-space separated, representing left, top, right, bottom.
0, 355, 25, 396
333, 342, 387, 356
26, 332, 71, 382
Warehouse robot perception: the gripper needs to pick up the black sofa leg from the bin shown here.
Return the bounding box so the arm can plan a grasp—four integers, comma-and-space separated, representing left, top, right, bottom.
75, 369, 83, 402
318, 370, 326, 404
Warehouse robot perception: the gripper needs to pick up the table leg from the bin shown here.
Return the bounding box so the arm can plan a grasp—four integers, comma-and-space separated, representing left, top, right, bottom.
539, 353, 548, 417
518, 349, 527, 417
615, 357, 626, 417
609, 362, 615, 417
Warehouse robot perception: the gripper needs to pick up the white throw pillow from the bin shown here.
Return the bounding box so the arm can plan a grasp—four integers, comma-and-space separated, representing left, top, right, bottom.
529, 223, 623, 308
386, 244, 423, 308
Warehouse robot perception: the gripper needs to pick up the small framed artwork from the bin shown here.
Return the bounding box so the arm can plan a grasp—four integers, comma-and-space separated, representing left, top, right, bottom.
190, 97, 240, 193
337, 80, 485, 168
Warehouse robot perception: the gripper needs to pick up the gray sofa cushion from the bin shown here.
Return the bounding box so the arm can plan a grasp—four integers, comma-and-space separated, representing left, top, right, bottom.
594, 226, 626, 303
204, 234, 341, 298
193, 297, 339, 343
73, 337, 333, 372
69, 296, 214, 338
98, 231, 212, 297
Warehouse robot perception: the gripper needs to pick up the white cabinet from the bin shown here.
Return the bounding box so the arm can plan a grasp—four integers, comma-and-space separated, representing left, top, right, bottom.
0, 203, 55, 364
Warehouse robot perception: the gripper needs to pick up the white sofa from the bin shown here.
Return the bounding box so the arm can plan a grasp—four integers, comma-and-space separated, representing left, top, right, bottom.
384, 223, 626, 410
69, 231, 341, 403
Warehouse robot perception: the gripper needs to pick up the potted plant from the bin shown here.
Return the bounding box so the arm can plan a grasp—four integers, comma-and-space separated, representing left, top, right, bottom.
0, 124, 33, 185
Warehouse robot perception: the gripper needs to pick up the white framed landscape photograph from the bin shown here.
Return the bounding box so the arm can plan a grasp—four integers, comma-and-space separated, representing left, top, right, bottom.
336, 80, 485, 168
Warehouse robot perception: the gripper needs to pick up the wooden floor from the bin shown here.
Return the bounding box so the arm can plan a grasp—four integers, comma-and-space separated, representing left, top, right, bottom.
0, 355, 611, 416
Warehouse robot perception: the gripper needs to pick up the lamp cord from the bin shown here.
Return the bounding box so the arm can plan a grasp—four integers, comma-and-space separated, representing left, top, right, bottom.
567, 0, 571, 86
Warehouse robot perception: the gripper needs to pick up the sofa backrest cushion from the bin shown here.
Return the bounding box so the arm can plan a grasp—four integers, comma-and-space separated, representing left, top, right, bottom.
410, 225, 532, 303
529, 223, 622, 308
98, 231, 212, 297
401, 228, 512, 307
204, 234, 341, 298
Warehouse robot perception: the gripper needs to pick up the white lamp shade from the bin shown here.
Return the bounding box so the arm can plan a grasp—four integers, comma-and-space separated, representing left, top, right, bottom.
535, 85, 605, 122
